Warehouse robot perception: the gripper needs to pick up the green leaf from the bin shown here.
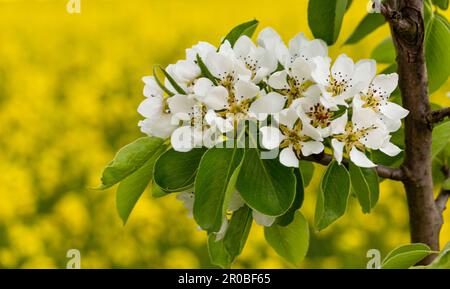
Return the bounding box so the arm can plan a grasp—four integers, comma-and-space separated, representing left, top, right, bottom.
223, 206, 253, 258
299, 160, 314, 187
344, 13, 386, 45
432, 121, 450, 159
116, 145, 167, 224
308, 0, 348, 45
425, 12, 450, 93
222, 19, 259, 47
207, 235, 233, 269
427, 242, 450, 269
152, 66, 174, 96
346, 0, 353, 11
349, 161, 379, 213
314, 160, 350, 230
443, 178, 450, 190
97, 137, 164, 190
277, 168, 305, 226
371, 37, 396, 63
196, 54, 218, 85
207, 206, 253, 268
153, 148, 206, 192
264, 211, 309, 266
194, 147, 245, 233
236, 149, 296, 216
154, 65, 187, 95
433, 0, 449, 10
381, 243, 432, 269
151, 182, 170, 198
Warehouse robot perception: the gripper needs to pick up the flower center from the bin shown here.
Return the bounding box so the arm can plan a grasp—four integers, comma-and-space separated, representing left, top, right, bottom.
326, 74, 352, 96
279, 121, 309, 156
361, 91, 382, 112
334, 122, 374, 153
306, 103, 333, 128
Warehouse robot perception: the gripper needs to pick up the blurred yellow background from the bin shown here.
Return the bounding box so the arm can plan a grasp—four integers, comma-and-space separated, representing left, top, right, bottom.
0, 0, 448, 268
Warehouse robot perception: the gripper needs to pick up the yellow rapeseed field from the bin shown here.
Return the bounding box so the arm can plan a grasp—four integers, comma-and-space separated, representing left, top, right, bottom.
0, 0, 448, 268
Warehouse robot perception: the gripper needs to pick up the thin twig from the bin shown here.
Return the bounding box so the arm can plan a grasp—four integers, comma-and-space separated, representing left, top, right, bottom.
428, 107, 450, 124
300, 152, 404, 181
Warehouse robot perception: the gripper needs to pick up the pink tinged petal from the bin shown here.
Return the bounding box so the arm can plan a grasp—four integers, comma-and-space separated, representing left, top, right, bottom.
331, 112, 348, 135
349, 147, 376, 168
268, 70, 289, 89
311, 56, 331, 86
252, 210, 276, 226
279, 146, 299, 168
331, 54, 354, 83
137, 97, 164, 119
234, 80, 260, 100
301, 141, 324, 156
204, 86, 229, 110
380, 140, 402, 157
371, 73, 399, 97
249, 92, 286, 116
260, 126, 284, 150
171, 126, 196, 152
379, 101, 409, 120
331, 139, 344, 164
290, 57, 311, 84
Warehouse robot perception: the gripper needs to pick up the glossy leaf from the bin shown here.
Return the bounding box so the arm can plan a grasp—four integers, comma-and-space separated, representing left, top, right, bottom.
97, 137, 164, 190
153, 148, 206, 192
314, 161, 350, 230
236, 149, 296, 216
207, 235, 233, 269
344, 13, 385, 45
433, 0, 449, 10
427, 242, 450, 269
221, 19, 259, 47
277, 168, 305, 226
425, 13, 450, 93
431, 121, 450, 159
299, 160, 314, 187
349, 161, 379, 213
223, 206, 253, 258
194, 147, 245, 233
264, 211, 309, 266
371, 37, 395, 63
381, 243, 432, 269
308, 0, 348, 45
116, 145, 167, 224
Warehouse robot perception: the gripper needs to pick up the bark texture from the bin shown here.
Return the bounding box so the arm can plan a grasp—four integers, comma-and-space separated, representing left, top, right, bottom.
383, 0, 442, 264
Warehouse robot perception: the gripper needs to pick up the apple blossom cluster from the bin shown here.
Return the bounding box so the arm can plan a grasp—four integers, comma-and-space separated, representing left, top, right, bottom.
137, 27, 408, 169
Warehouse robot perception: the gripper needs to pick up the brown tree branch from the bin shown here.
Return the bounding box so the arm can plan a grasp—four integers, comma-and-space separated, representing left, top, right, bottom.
385, 0, 442, 265
301, 152, 404, 181
427, 107, 450, 124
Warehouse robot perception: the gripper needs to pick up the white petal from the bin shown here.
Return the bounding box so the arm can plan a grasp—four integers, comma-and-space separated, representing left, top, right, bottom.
290, 57, 311, 84
331, 54, 354, 83
302, 39, 328, 59
371, 73, 399, 97
260, 126, 284, 150
204, 86, 229, 110
234, 80, 259, 100
301, 121, 323, 141
228, 191, 245, 212
349, 147, 376, 168
301, 141, 324, 156
171, 126, 195, 152
379, 101, 409, 120
167, 94, 196, 115
268, 70, 289, 89
206, 52, 233, 79
362, 127, 388, 150
279, 146, 299, 167
311, 56, 331, 86
193, 78, 214, 100
252, 210, 276, 226
233, 35, 255, 58
275, 108, 299, 129
351, 59, 376, 91
138, 115, 176, 139
352, 106, 378, 129
176, 192, 195, 217
380, 140, 402, 156
249, 92, 286, 115
215, 218, 229, 241
137, 96, 163, 119
331, 139, 344, 164
186, 41, 216, 61
331, 112, 348, 135
143, 76, 163, 97
288, 32, 308, 56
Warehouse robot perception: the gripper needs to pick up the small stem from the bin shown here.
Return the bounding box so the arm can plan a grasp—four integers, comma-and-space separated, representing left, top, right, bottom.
427, 107, 450, 124
300, 152, 404, 181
